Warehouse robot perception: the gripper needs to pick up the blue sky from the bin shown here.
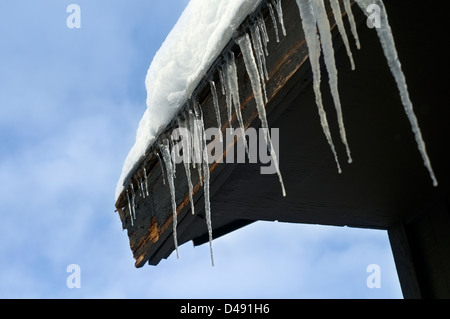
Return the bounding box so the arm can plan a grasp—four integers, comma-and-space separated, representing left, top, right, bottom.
0, 0, 402, 299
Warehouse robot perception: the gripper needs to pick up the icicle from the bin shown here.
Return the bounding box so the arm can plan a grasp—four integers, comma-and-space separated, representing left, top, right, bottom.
130, 182, 137, 221
258, 16, 270, 57
169, 135, 177, 178
126, 189, 134, 227
188, 108, 197, 169
194, 99, 215, 267
155, 151, 166, 185
225, 52, 249, 154
355, 0, 438, 187
218, 68, 226, 96
160, 138, 179, 259
139, 172, 146, 198
312, 0, 352, 164
273, 0, 286, 36
268, 3, 280, 43
220, 65, 234, 127
253, 24, 269, 81
295, 0, 342, 173
237, 33, 286, 197
209, 80, 223, 143
143, 167, 149, 197
191, 104, 203, 186
177, 115, 195, 215
329, 0, 355, 70
343, 0, 361, 49
250, 25, 269, 103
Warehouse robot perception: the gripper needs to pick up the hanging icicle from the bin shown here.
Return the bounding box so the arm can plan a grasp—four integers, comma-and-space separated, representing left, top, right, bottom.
258, 15, 270, 57
126, 188, 134, 227
273, 0, 287, 36
250, 24, 269, 103
193, 101, 215, 267
225, 52, 249, 154
143, 167, 149, 197
160, 138, 179, 259
209, 80, 223, 143
268, 3, 280, 43
130, 182, 137, 221
191, 103, 204, 186
354, 0, 438, 187
237, 33, 286, 197
329, 0, 355, 70
178, 114, 196, 215
221, 65, 234, 127
343, 0, 361, 49
295, 0, 342, 173
312, 0, 352, 164
155, 151, 166, 186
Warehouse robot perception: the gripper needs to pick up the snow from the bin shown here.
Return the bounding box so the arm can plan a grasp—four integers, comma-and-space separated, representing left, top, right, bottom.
116, 0, 263, 200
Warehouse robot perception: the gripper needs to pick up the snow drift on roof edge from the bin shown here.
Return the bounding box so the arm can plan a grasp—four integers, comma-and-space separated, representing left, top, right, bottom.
116, 0, 263, 201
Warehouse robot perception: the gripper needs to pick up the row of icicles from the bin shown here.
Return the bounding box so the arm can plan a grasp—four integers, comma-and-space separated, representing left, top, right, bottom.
122, 0, 437, 267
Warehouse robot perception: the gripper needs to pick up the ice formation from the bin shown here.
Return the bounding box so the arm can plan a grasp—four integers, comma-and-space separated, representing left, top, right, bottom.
193, 101, 215, 267
354, 0, 438, 187
115, 0, 264, 200
329, 0, 355, 70
160, 138, 179, 259
273, 0, 286, 36
209, 80, 223, 142
223, 52, 249, 154
116, 0, 438, 266
178, 116, 196, 215
296, 0, 342, 173
343, 0, 361, 49
237, 33, 286, 197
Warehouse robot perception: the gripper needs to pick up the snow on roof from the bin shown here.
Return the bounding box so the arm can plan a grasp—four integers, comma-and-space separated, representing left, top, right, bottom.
116, 0, 263, 200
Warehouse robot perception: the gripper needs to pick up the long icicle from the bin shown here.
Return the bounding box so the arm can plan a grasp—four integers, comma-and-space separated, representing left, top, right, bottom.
143, 167, 149, 197
250, 25, 269, 103
237, 33, 286, 197
329, 0, 355, 70
209, 80, 223, 142
155, 151, 166, 186
273, 0, 287, 36
343, 0, 361, 49
130, 182, 137, 221
295, 0, 342, 173
258, 15, 270, 57
178, 115, 195, 215
355, 0, 438, 187
227, 51, 249, 155
160, 138, 179, 259
312, 0, 352, 164
126, 189, 134, 227
189, 106, 203, 185
221, 65, 234, 127
193, 101, 215, 266
268, 3, 280, 43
